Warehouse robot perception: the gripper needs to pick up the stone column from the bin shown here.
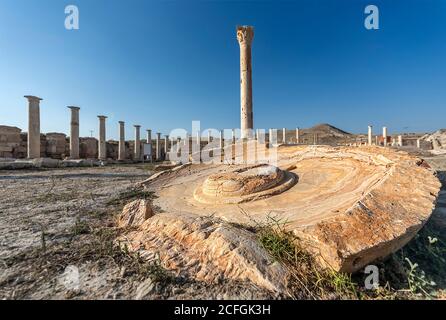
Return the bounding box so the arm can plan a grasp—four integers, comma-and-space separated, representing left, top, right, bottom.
269, 129, 274, 144
117, 121, 125, 161
232, 129, 236, 144
98, 116, 107, 160
296, 128, 300, 144
155, 133, 161, 160
382, 127, 388, 147
367, 126, 372, 146
134, 125, 141, 160
145, 129, 152, 161
282, 128, 286, 144
25, 96, 43, 159
164, 135, 169, 154
146, 129, 152, 144
68, 106, 80, 159
220, 130, 224, 150
375, 136, 379, 145
237, 26, 254, 139
398, 135, 403, 147
417, 139, 421, 149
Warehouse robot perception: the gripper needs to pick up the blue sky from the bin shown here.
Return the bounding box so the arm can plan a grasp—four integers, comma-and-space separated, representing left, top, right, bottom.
0, 0, 445, 139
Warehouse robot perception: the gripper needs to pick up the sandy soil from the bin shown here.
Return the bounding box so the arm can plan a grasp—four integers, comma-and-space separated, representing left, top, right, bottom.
0, 164, 271, 300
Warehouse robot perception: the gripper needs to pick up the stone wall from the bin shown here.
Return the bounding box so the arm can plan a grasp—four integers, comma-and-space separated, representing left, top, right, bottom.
0, 126, 23, 158
0, 125, 154, 160
79, 137, 98, 159
46, 133, 68, 159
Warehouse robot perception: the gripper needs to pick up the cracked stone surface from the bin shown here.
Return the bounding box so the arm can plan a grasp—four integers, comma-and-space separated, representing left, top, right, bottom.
135, 145, 441, 274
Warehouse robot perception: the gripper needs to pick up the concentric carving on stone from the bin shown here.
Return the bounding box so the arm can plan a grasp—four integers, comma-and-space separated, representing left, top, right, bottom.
138, 145, 441, 274
194, 164, 297, 204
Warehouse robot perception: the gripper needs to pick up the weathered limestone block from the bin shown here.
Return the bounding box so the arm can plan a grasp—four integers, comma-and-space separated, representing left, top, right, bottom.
117, 199, 154, 228
32, 158, 61, 168
0, 126, 22, 158
0, 160, 34, 170
79, 137, 98, 159
106, 141, 119, 160
45, 133, 67, 159
139, 145, 441, 274
118, 212, 288, 293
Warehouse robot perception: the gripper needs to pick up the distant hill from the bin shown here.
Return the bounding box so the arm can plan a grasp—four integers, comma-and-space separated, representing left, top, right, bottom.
308, 123, 352, 137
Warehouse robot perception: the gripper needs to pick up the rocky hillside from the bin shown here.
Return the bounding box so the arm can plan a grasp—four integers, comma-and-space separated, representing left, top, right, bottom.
289, 123, 352, 145
422, 129, 446, 151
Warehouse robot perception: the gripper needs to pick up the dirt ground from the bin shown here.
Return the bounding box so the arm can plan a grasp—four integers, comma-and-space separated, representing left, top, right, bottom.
0, 164, 272, 300
0, 154, 445, 300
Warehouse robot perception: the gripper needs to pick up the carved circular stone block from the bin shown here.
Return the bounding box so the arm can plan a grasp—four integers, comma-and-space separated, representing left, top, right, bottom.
194, 164, 297, 204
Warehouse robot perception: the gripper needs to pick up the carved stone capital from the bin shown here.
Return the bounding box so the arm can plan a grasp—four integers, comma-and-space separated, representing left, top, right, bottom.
237, 26, 254, 47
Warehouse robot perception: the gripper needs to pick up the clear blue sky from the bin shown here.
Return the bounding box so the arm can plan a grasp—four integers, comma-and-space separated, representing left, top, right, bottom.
0, 0, 445, 139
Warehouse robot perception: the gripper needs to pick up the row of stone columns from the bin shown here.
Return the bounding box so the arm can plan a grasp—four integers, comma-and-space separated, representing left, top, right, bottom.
24, 95, 160, 161
368, 125, 423, 148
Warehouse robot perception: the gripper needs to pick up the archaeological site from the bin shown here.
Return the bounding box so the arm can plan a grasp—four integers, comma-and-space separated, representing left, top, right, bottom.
1, 1, 446, 309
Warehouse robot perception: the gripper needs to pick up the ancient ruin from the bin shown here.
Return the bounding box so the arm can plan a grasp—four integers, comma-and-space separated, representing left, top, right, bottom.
237, 26, 254, 139
1, 20, 445, 301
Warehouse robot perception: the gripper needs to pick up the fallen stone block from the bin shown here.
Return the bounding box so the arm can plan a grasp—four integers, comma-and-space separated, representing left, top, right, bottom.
118, 212, 288, 293
140, 145, 441, 273
117, 199, 154, 228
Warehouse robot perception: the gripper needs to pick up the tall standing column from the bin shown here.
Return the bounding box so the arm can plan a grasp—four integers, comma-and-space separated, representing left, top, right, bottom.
98, 116, 107, 160
156, 133, 161, 161
118, 121, 126, 161
146, 129, 152, 160
382, 127, 388, 147
146, 129, 152, 144
164, 135, 169, 155
368, 125, 373, 146
417, 139, 421, 149
296, 128, 300, 144
220, 130, 224, 150
398, 135, 403, 147
237, 26, 254, 139
25, 96, 43, 159
68, 106, 80, 159
283, 128, 286, 144
134, 125, 141, 161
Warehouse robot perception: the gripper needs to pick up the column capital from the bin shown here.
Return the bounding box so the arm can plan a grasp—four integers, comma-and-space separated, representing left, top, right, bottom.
119, 121, 125, 125
68, 106, 80, 110
24, 95, 43, 102
134, 125, 141, 128
237, 26, 254, 46
98, 115, 107, 120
